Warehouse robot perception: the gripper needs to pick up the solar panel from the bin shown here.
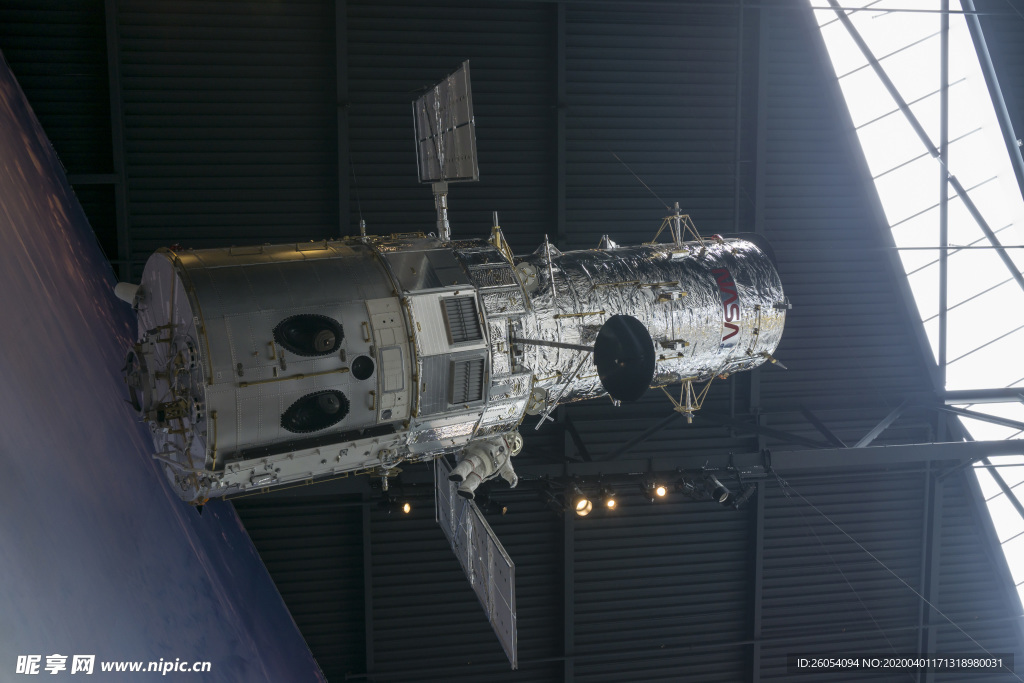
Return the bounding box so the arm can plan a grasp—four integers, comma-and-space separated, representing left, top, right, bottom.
435, 457, 517, 669
413, 61, 479, 184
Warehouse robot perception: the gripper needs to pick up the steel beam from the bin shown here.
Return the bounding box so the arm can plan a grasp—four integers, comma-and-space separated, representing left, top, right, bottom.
937, 405, 1024, 432
563, 413, 592, 462
808, 6, 942, 391
563, 497, 574, 683
961, 0, 1024, 204
750, 479, 764, 683
853, 399, 908, 448
697, 412, 834, 450
980, 457, 1024, 521
916, 464, 942, 683
336, 0, 350, 237
799, 404, 847, 448
103, 0, 131, 281
259, 441, 1024, 501
733, 0, 745, 233
943, 388, 1024, 404
828, 0, 1024, 296
549, 440, 1022, 476
362, 496, 375, 675
609, 409, 679, 459
963, 465, 1024, 644
555, 3, 567, 248
938, 0, 949, 432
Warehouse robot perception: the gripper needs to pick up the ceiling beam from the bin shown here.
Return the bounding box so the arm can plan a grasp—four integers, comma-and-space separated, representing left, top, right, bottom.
750, 479, 764, 683
853, 399, 909, 448
799, 404, 848, 448
362, 496, 375, 676
554, 2, 567, 249
259, 440, 1024, 501
962, 0, 1024, 203
942, 388, 1024, 404
336, 0, 350, 238
827, 0, 1024, 296
103, 0, 131, 282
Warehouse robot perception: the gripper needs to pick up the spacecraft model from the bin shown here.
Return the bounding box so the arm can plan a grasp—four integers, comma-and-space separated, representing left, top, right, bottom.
117, 62, 786, 667
119, 60, 786, 505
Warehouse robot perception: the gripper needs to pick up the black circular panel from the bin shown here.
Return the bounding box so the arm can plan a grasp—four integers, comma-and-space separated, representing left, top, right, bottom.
273, 314, 344, 357
593, 314, 656, 402
281, 390, 350, 433
352, 355, 375, 381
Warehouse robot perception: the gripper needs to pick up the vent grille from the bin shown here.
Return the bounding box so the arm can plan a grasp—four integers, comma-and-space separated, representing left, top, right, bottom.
443, 296, 482, 344
451, 358, 485, 404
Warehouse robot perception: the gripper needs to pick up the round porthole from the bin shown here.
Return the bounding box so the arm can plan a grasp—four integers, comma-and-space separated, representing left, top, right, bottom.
281, 390, 350, 433
273, 314, 344, 357
352, 355, 375, 381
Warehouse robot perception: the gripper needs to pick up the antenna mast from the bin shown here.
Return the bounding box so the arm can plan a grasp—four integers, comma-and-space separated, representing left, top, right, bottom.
412, 60, 480, 241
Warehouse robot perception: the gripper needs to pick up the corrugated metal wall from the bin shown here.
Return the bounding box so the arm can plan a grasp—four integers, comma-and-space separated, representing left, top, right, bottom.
117, 0, 338, 262
231, 495, 366, 678
563, 3, 741, 246
347, 1, 555, 253
0, 0, 117, 260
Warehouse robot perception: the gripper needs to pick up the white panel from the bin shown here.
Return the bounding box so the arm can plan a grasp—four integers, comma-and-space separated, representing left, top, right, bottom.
367, 297, 411, 421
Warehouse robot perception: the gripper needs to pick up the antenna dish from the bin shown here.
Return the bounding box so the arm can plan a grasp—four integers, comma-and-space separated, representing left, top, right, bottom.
593, 315, 656, 402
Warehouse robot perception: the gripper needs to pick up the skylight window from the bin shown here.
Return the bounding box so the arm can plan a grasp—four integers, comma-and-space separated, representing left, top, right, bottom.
811, 0, 1024, 603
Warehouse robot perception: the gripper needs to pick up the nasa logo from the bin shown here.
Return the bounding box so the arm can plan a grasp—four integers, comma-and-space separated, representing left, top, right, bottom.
711, 267, 740, 342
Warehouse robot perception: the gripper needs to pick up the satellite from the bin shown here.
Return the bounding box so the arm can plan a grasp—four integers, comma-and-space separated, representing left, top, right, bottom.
116, 62, 788, 669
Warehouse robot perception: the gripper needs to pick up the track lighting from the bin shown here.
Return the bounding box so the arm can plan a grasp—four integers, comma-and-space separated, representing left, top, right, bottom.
730, 485, 756, 510
599, 486, 617, 511
641, 480, 668, 502
569, 483, 592, 517
704, 474, 734, 506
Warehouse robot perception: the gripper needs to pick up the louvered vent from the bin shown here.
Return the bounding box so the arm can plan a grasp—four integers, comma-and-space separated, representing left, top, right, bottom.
451, 358, 485, 404
443, 296, 482, 344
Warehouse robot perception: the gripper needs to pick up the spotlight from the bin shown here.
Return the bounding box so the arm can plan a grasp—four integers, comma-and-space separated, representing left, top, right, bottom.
598, 485, 617, 511
569, 483, 592, 517
641, 479, 668, 502
730, 485, 756, 510
705, 473, 734, 506
402, 501, 412, 514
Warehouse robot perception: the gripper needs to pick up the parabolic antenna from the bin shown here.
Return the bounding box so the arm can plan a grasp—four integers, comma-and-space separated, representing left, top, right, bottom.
594, 314, 656, 402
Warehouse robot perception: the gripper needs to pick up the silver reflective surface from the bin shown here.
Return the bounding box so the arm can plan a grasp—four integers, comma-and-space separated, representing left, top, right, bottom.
413, 60, 479, 183
512, 238, 787, 403
435, 458, 517, 669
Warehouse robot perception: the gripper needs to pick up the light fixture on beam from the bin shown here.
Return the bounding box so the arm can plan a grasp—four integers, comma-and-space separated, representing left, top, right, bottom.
641, 479, 669, 502
569, 483, 592, 517
704, 473, 734, 506
599, 486, 618, 511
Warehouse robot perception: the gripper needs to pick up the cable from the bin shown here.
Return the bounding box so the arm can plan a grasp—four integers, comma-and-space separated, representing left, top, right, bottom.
772, 471, 1024, 682
610, 151, 670, 211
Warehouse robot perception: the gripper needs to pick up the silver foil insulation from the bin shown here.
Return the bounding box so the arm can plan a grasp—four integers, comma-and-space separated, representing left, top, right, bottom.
511, 236, 787, 405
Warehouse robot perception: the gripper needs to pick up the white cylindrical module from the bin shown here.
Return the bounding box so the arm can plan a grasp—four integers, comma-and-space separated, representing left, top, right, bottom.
126, 241, 405, 500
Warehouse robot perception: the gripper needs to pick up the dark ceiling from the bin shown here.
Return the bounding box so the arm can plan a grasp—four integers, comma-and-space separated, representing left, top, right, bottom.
3, 0, 1024, 681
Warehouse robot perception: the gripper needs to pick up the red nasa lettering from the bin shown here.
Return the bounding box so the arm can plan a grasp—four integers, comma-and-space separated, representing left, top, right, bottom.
711, 267, 740, 342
